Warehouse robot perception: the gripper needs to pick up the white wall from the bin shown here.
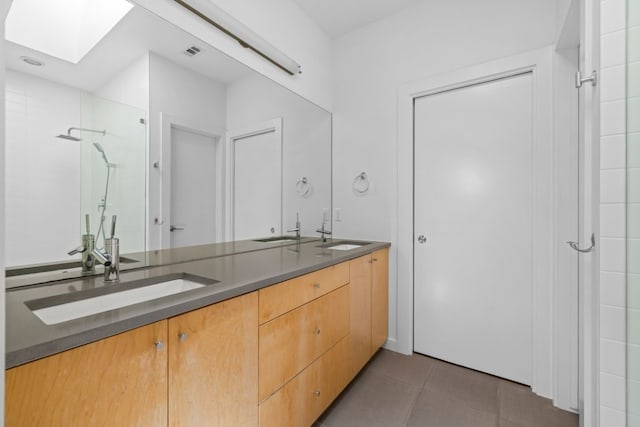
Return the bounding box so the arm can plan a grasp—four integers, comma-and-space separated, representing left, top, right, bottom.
598, 0, 628, 424
148, 52, 227, 249
226, 73, 332, 237
332, 0, 557, 353
94, 53, 149, 112
5, 71, 81, 266
131, 0, 333, 111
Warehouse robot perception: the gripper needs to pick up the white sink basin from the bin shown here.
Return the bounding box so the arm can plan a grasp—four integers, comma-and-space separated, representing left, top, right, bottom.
327, 244, 362, 251
32, 279, 205, 325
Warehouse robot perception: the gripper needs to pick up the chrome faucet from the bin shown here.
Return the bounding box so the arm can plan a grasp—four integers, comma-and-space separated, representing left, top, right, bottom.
68, 214, 111, 274
316, 220, 332, 243
287, 213, 302, 239
104, 215, 120, 282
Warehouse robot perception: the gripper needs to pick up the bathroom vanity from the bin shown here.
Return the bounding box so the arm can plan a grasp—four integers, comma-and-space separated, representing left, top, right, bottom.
5, 239, 389, 426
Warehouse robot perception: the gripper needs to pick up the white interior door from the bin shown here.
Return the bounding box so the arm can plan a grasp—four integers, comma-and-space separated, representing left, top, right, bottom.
228, 119, 282, 241
170, 127, 218, 248
413, 73, 534, 385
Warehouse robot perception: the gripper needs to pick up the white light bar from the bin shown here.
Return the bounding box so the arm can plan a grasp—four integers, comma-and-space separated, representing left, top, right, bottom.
174, 0, 302, 76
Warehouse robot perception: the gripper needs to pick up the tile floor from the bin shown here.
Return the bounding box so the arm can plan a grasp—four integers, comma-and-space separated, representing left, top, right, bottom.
315, 350, 578, 427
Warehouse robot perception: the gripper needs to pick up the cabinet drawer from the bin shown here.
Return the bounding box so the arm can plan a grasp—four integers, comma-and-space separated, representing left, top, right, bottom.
259, 337, 350, 427
259, 262, 349, 324
259, 285, 349, 401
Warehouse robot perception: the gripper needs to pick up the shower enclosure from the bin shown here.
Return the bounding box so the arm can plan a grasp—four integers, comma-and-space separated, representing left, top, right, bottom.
80, 93, 146, 254
628, 0, 639, 423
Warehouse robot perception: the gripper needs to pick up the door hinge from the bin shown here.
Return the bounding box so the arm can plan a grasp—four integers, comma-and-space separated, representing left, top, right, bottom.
575, 70, 597, 88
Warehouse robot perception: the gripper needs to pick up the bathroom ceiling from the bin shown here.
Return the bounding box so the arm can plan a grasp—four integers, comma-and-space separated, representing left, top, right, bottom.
292, 0, 422, 37
5, 5, 252, 92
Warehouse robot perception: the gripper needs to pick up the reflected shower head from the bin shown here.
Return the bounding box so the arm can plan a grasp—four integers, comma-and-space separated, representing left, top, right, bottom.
56, 133, 82, 141
93, 142, 115, 168
56, 127, 105, 141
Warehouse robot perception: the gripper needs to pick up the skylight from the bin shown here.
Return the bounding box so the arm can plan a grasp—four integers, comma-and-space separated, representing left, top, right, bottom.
6, 0, 133, 64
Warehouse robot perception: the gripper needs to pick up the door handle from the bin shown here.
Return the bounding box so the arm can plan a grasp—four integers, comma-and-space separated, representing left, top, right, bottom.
567, 233, 595, 253
417, 235, 427, 244
170, 225, 185, 232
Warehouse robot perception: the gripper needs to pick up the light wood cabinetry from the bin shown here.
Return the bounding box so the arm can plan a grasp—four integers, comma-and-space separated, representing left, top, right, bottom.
6, 248, 389, 427
371, 248, 389, 353
6, 321, 168, 427
169, 292, 258, 427
259, 337, 350, 427
259, 285, 349, 401
349, 248, 390, 377
349, 253, 373, 377
259, 262, 349, 324
6, 293, 258, 427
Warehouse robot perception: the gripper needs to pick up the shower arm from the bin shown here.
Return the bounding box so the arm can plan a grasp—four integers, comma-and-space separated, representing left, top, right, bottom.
67, 127, 106, 136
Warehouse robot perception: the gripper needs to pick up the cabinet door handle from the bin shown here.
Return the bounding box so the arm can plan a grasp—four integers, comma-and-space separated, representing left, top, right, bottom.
178, 332, 188, 342
372, 258, 378, 262
154, 341, 164, 350
313, 390, 321, 397
313, 283, 321, 289
315, 328, 321, 335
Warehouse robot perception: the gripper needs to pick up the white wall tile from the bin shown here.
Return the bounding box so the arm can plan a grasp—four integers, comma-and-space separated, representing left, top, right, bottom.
600, 65, 626, 102
600, 372, 627, 411
601, 30, 626, 68
600, 169, 626, 203
600, 135, 626, 169
600, 338, 626, 376
600, 203, 625, 237
600, 305, 626, 341
601, 100, 626, 135
600, 238, 627, 272
600, 271, 627, 306
601, 0, 626, 33
600, 405, 627, 427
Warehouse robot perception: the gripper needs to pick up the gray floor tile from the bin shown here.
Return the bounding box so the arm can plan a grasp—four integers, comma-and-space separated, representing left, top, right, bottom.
406, 388, 498, 427
498, 380, 578, 427
319, 370, 420, 427
365, 349, 435, 388
424, 358, 499, 414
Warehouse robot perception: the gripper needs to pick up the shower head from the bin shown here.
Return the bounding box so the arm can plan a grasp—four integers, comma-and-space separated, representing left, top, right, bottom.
56, 133, 82, 141
56, 127, 106, 141
93, 142, 115, 168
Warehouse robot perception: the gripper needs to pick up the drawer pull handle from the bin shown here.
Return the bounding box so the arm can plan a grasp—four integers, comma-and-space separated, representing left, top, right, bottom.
315, 328, 321, 335
313, 390, 321, 397
154, 341, 164, 350
178, 332, 188, 342
313, 283, 321, 289
372, 258, 378, 262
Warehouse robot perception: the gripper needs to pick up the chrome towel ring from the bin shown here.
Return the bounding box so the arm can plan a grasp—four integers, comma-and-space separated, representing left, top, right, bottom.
353, 172, 370, 194
296, 177, 312, 197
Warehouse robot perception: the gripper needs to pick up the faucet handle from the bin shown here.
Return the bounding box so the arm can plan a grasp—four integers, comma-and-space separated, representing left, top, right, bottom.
67, 245, 86, 256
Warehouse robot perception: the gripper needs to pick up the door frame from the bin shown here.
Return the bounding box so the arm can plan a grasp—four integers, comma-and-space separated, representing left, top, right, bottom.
225, 118, 283, 241
397, 47, 555, 397
159, 112, 225, 248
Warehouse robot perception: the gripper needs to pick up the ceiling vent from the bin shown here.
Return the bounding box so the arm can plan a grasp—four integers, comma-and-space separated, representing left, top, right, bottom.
184, 46, 201, 57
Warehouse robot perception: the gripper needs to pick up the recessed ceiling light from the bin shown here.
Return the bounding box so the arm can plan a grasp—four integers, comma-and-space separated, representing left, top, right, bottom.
20, 56, 44, 66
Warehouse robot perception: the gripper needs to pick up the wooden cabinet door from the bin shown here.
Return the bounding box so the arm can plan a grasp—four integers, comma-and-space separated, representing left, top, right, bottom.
349, 254, 372, 378
371, 248, 389, 353
6, 321, 168, 427
168, 292, 258, 427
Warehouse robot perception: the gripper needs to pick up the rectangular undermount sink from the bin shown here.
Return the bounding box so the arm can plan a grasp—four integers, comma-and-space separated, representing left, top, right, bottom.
327, 244, 363, 251
26, 274, 218, 325
253, 236, 299, 243
318, 240, 370, 251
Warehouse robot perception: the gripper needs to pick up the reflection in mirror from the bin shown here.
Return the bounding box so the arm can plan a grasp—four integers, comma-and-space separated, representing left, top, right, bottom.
4, 1, 332, 270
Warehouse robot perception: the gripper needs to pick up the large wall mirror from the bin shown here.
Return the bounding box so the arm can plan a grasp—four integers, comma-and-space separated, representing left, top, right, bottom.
4, 0, 332, 268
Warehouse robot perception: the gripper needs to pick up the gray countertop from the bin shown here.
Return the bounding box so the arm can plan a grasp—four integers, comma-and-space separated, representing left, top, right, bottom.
6, 238, 389, 369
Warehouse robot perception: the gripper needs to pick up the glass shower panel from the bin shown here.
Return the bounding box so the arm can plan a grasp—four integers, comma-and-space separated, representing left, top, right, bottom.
628, 0, 640, 424
80, 93, 147, 254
